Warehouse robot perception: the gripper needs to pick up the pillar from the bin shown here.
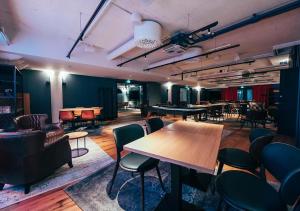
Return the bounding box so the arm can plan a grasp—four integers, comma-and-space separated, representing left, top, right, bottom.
50, 71, 63, 123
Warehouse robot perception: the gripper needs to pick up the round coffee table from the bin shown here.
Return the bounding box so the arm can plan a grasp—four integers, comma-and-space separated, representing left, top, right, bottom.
66, 131, 89, 158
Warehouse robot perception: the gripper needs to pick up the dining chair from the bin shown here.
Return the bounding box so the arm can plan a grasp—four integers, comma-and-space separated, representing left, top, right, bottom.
217, 134, 274, 178
216, 143, 300, 211
59, 110, 76, 128
108, 124, 165, 211
249, 128, 274, 143
146, 117, 164, 134
80, 110, 95, 127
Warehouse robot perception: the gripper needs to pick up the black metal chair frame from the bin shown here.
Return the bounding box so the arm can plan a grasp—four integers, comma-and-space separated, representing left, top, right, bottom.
108, 124, 165, 211
217, 134, 274, 178
216, 143, 300, 211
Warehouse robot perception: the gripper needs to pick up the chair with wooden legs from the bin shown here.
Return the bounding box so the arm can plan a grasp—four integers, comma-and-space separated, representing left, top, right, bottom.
108, 124, 165, 211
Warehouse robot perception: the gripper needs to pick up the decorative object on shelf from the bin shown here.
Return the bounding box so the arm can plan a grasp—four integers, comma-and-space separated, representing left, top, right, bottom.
0, 64, 24, 117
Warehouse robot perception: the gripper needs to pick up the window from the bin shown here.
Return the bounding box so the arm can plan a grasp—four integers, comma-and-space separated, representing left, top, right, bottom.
237, 87, 253, 101
237, 89, 243, 101
247, 89, 253, 101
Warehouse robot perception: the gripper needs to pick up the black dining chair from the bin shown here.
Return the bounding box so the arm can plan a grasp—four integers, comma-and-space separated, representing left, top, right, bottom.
249, 128, 274, 143
146, 117, 164, 134
217, 134, 274, 178
108, 124, 165, 211
216, 143, 300, 211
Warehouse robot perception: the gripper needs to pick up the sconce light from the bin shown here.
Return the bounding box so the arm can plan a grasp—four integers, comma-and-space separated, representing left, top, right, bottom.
165, 81, 172, 89
60, 71, 68, 85
44, 69, 54, 85
194, 86, 201, 92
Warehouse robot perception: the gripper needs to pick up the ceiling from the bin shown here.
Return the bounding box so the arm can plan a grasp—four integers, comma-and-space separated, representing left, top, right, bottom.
0, 0, 299, 88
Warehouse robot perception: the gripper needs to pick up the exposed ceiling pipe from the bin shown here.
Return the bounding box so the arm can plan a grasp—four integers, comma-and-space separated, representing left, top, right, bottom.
197, 66, 285, 81
117, 0, 300, 67
83, 0, 114, 40
171, 58, 255, 76
117, 21, 218, 66
144, 44, 240, 71
146, 47, 202, 70
66, 0, 108, 58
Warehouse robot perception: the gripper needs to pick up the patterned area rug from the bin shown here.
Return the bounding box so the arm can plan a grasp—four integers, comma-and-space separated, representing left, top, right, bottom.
66, 162, 220, 211
0, 137, 114, 209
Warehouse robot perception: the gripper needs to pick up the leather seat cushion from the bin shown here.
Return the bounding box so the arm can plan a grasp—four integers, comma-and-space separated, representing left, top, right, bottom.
120, 153, 159, 171
216, 170, 286, 211
218, 148, 257, 170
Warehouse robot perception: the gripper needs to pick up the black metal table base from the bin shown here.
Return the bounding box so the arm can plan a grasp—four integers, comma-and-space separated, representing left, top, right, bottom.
71, 148, 89, 158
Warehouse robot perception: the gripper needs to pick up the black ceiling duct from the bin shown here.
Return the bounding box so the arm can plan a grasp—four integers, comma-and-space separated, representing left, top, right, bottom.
170, 59, 255, 77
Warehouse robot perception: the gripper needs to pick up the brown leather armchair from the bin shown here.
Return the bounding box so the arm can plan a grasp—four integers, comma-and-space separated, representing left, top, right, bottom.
15, 114, 64, 146
0, 131, 72, 194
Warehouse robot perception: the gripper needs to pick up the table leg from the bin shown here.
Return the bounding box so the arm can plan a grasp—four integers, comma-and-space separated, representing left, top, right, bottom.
170, 164, 182, 211
155, 163, 182, 210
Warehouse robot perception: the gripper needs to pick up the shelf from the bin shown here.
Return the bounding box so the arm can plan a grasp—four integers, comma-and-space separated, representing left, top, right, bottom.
0, 96, 15, 99
0, 65, 24, 117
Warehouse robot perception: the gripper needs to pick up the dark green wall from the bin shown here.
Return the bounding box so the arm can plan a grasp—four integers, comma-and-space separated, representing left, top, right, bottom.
63, 74, 117, 119
146, 82, 162, 106
22, 69, 52, 121
22, 70, 119, 121
161, 85, 168, 104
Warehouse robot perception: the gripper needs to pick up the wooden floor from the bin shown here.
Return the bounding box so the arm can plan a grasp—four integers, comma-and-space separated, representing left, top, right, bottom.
3, 111, 292, 211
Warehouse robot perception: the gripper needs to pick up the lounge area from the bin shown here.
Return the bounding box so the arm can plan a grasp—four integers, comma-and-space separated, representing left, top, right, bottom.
0, 0, 300, 210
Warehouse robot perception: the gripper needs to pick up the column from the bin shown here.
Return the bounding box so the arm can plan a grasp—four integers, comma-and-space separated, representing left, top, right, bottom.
197, 89, 200, 104
50, 71, 63, 123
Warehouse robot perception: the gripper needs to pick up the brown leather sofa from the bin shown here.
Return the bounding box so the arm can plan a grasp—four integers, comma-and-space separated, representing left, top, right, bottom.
15, 114, 64, 146
0, 130, 72, 194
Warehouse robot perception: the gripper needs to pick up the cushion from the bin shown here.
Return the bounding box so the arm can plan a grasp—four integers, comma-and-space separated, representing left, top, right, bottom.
216, 170, 286, 211
120, 153, 159, 171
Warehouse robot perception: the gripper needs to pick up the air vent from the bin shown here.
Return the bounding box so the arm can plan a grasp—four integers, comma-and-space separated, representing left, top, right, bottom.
163, 44, 186, 54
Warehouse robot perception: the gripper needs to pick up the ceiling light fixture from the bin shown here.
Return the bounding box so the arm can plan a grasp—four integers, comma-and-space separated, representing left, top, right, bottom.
134, 20, 162, 49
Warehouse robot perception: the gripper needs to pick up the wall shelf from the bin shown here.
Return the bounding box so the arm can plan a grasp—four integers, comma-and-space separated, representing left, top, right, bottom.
0, 64, 24, 129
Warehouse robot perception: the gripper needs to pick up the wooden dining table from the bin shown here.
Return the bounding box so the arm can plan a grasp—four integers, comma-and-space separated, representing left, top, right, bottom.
124, 120, 224, 210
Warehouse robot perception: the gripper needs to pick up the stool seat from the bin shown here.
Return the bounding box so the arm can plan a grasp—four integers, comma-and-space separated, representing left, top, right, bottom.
216, 171, 286, 211
218, 148, 257, 170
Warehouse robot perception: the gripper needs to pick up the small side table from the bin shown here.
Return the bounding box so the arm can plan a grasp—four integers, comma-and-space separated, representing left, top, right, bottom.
66, 131, 89, 158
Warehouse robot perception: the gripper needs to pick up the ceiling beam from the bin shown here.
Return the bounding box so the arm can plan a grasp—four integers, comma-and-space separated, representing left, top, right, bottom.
117, 1, 300, 67
117, 21, 218, 67
145, 44, 240, 71
171, 58, 254, 77
197, 68, 281, 82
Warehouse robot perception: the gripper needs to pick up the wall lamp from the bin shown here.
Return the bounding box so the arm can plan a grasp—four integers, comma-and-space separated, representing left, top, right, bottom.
60, 71, 69, 85
44, 69, 54, 85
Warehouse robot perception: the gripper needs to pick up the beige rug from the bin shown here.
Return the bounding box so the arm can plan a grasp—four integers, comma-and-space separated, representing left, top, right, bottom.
0, 137, 114, 209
